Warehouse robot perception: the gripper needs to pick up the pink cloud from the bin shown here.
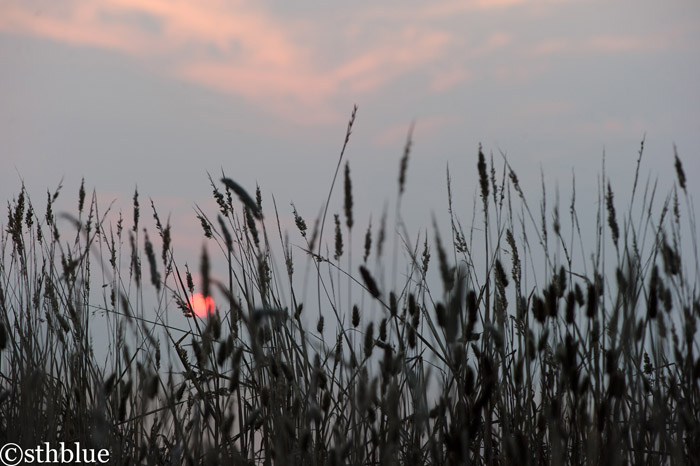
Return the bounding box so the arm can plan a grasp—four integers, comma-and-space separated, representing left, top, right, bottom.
4, 0, 663, 126
333, 28, 451, 93
0, 1, 459, 124
0, 1, 328, 120
177, 61, 338, 124
0, 3, 157, 55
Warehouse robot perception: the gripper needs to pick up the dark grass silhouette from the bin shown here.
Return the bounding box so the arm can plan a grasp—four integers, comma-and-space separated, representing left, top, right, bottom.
1, 113, 699, 465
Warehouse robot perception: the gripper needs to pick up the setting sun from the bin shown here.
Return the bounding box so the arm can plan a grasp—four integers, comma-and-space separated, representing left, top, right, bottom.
188, 293, 215, 318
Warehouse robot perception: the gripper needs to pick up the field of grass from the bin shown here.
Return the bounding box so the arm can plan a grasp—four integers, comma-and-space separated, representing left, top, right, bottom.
2, 113, 699, 465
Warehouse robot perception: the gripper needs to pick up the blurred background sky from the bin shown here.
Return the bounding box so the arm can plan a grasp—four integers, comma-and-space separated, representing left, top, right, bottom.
1, 0, 699, 283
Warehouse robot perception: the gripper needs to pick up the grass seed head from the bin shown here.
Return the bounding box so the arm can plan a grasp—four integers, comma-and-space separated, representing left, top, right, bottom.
344, 161, 354, 230
565, 291, 576, 324
291, 203, 307, 238
359, 265, 381, 299
398, 123, 413, 195
674, 146, 686, 191
364, 322, 374, 358
533, 295, 546, 323
606, 182, 619, 246
478, 144, 489, 203
132, 188, 140, 232
390, 291, 398, 317
352, 305, 360, 328
586, 283, 598, 319
334, 213, 343, 260
245, 207, 260, 247
363, 218, 372, 263
200, 245, 210, 299
221, 177, 263, 220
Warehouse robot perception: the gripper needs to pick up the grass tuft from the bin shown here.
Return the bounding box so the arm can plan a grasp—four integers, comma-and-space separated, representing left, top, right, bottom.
1, 121, 698, 465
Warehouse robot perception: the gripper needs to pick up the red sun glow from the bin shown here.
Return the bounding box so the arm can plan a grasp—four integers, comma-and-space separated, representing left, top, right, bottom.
188, 293, 215, 317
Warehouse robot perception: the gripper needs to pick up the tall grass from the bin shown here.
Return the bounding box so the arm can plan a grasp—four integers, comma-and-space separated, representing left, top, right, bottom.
1, 119, 699, 465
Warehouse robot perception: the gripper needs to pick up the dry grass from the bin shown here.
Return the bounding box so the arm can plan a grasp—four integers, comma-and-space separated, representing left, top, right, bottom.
1, 118, 699, 465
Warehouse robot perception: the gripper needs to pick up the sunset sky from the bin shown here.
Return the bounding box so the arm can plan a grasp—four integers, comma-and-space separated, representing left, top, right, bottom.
2, 0, 699, 275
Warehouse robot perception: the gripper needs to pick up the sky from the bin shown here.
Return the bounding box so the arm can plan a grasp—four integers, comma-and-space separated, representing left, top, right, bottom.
1, 0, 699, 318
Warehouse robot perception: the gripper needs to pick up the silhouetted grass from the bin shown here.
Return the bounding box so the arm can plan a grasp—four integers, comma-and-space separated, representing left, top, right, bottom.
1, 118, 699, 465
